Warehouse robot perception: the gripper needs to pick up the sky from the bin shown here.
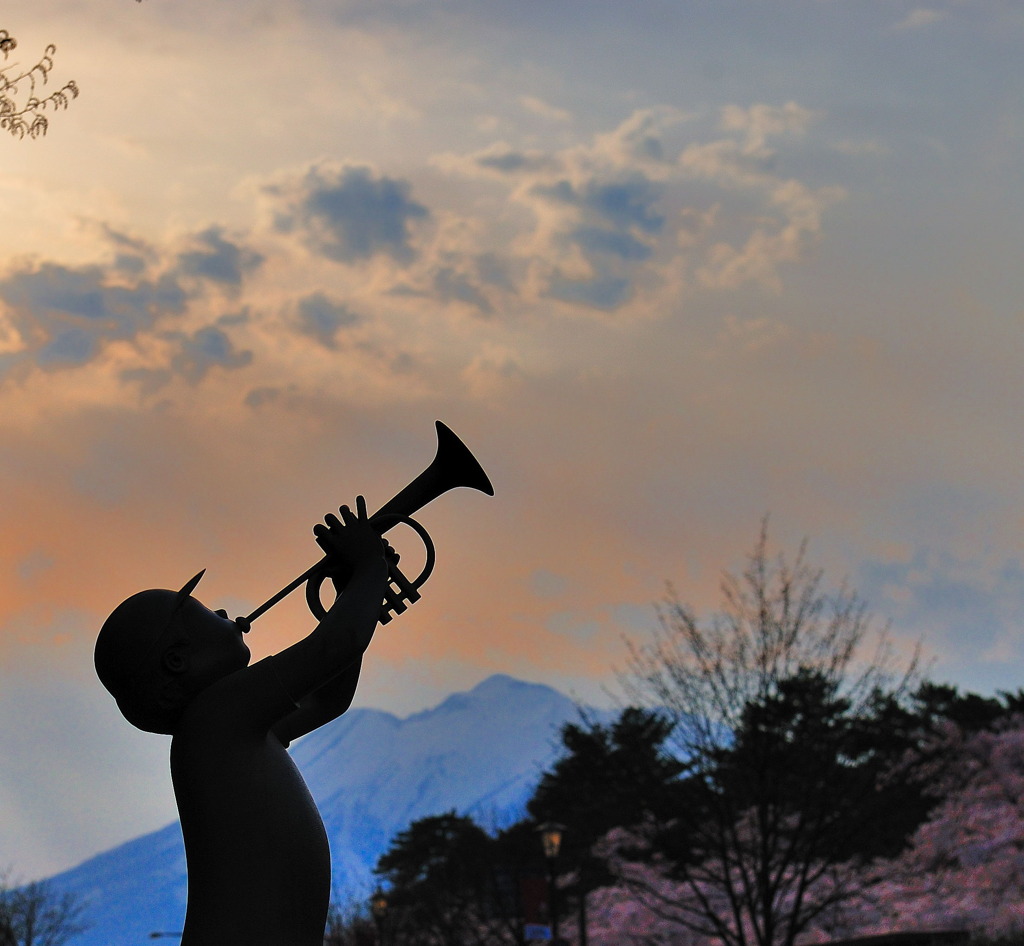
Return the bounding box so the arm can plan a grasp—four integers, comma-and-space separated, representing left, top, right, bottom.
0, 0, 1023, 881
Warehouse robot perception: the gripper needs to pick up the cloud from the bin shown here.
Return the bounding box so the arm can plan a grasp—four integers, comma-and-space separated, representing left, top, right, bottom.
119, 314, 254, 393
0, 220, 272, 382
679, 104, 845, 290
720, 101, 816, 157
468, 145, 557, 176
400, 102, 846, 318
426, 104, 841, 312
519, 95, 572, 123
175, 227, 265, 288
384, 240, 515, 317
891, 8, 947, 31
571, 226, 654, 262
590, 106, 690, 170
431, 266, 494, 315
460, 342, 525, 399
295, 292, 361, 349
0, 261, 188, 373
546, 273, 632, 310
509, 152, 671, 311
167, 316, 254, 384
532, 175, 666, 235
712, 314, 794, 355
266, 163, 430, 264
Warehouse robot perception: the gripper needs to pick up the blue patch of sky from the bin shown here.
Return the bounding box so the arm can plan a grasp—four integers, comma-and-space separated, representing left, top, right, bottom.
857, 549, 1024, 667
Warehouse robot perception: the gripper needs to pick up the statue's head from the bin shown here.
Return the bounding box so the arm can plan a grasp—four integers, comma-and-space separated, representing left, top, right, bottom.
95, 571, 250, 734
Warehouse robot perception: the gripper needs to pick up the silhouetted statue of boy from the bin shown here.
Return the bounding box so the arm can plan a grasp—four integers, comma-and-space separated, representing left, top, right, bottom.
94, 498, 391, 946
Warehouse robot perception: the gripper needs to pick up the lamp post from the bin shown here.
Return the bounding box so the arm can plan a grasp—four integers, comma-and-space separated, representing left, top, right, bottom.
370, 888, 389, 946
536, 822, 564, 942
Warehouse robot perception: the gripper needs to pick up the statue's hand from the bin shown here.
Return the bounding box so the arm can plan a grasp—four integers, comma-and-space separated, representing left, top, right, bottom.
313, 497, 388, 580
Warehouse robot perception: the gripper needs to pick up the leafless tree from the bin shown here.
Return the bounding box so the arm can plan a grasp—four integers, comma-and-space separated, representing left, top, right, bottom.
614, 519, 921, 946
0, 29, 79, 139
0, 876, 87, 946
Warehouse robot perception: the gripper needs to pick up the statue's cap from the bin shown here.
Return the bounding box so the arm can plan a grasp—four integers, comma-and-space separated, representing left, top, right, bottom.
176, 569, 205, 600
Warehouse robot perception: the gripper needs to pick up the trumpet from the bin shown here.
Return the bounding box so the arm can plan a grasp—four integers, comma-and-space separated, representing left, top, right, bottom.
236, 421, 494, 631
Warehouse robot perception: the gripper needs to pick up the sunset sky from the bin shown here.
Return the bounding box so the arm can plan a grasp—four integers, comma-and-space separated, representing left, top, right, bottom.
1, 0, 1023, 881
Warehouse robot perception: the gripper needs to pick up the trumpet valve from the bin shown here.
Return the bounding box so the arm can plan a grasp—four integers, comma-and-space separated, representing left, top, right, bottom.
379, 561, 422, 625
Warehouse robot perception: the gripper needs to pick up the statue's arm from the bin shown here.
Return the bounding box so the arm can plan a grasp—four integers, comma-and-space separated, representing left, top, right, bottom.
272, 657, 362, 746
270, 500, 387, 726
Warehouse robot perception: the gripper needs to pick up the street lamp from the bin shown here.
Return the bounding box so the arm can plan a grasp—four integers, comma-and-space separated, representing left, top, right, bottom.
538, 822, 563, 861
536, 822, 565, 942
370, 888, 389, 945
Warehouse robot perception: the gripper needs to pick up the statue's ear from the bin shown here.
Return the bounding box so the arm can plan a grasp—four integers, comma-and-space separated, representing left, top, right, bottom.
162, 644, 189, 676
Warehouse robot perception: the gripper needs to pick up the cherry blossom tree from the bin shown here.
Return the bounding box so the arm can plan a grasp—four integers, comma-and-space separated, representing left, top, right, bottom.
0, 28, 78, 138
572, 868, 703, 946
842, 721, 1024, 938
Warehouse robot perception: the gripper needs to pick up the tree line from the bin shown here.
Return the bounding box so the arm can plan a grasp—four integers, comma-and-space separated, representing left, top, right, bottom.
338, 524, 1024, 946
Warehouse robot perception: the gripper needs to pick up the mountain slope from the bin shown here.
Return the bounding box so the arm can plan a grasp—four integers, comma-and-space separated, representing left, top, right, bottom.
49, 674, 586, 946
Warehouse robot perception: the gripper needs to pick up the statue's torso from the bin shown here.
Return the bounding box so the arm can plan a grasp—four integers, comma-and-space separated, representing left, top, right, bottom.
171, 658, 330, 946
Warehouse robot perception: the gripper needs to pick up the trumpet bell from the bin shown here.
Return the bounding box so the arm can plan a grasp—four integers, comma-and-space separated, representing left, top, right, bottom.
372, 421, 494, 528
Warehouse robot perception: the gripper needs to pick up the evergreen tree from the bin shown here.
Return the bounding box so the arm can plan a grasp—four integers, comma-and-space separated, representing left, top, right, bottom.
374, 812, 518, 946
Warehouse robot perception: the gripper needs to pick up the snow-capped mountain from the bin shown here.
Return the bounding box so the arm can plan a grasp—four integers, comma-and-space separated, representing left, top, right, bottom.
48, 674, 587, 946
